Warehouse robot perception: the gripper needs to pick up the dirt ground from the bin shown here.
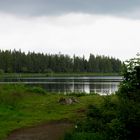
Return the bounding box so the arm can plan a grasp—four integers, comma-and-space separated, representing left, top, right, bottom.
6, 121, 74, 140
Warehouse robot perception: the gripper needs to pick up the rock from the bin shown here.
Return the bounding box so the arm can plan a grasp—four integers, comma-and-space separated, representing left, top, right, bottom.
71, 97, 79, 103
58, 97, 79, 105
58, 97, 66, 104
66, 98, 73, 104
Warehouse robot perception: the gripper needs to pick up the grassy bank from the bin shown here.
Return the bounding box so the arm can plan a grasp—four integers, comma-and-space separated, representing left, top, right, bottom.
0, 72, 121, 78
0, 84, 104, 140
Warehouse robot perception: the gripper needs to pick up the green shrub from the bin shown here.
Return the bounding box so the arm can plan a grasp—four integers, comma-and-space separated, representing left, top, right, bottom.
26, 86, 46, 94
64, 132, 104, 140
118, 55, 140, 101
0, 69, 4, 75
66, 92, 87, 97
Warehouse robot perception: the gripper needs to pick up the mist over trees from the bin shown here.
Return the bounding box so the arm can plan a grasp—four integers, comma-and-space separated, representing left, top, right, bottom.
0, 50, 122, 73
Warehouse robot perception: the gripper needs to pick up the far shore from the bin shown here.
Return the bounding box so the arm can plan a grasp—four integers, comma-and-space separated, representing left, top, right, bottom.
0, 72, 121, 78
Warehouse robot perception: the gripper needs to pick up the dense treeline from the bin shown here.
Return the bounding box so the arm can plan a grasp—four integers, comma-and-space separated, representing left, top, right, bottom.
0, 50, 122, 73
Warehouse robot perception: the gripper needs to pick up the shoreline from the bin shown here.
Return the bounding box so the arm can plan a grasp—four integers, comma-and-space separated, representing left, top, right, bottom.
0, 72, 121, 78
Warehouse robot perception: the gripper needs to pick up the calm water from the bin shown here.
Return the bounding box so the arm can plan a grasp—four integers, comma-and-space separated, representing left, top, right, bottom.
0, 76, 122, 95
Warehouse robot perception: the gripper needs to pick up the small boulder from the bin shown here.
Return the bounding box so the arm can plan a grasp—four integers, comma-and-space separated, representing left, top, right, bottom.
58, 97, 79, 105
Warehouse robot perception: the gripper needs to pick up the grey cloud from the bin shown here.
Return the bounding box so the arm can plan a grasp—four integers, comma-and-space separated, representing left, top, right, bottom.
0, 0, 140, 17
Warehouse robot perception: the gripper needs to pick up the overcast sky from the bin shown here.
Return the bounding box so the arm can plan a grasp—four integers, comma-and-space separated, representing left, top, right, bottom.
0, 0, 140, 60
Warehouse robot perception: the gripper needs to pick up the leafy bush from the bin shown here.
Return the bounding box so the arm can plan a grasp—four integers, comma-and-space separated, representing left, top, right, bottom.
118, 55, 140, 101
26, 86, 46, 94
66, 92, 87, 97
64, 96, 121, 139
0, 69, 4, 75
64, 132, 104, 140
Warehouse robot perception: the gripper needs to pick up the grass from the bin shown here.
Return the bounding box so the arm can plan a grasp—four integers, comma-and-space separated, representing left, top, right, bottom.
0, 84, 104, 140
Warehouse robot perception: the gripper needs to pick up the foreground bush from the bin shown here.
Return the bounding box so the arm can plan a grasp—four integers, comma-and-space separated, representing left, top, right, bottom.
118, 55, 140, 101
65, 132, 104, 140
65, 55, 140, 140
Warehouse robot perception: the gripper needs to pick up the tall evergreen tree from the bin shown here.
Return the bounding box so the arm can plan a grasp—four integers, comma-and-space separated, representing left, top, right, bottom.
0, 50, 122, 74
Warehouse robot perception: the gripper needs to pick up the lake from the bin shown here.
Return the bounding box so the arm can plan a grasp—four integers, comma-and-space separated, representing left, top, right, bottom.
0, 76, 122, 95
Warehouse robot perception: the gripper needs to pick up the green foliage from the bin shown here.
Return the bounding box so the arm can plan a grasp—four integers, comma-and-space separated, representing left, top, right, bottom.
0, 49, 122, 73
45, 68, 54, 74
116, 99, 140, 140
66, 92, 87, 97
0, 69, 4, 75
26, 86, 46, 94
106, 118, 126, 140
64, 132, 104, 140
118, 55, 140, 101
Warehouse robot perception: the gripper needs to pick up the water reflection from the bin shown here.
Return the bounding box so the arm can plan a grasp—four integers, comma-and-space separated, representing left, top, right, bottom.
29, 80, 120, 95
0, 76, 122, 95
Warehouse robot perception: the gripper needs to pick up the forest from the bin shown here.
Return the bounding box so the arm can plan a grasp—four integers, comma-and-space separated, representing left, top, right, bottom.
0, 50, 122, 73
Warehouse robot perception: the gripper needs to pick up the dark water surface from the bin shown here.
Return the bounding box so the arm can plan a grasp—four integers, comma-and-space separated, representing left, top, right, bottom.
0, 76, 122, 95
